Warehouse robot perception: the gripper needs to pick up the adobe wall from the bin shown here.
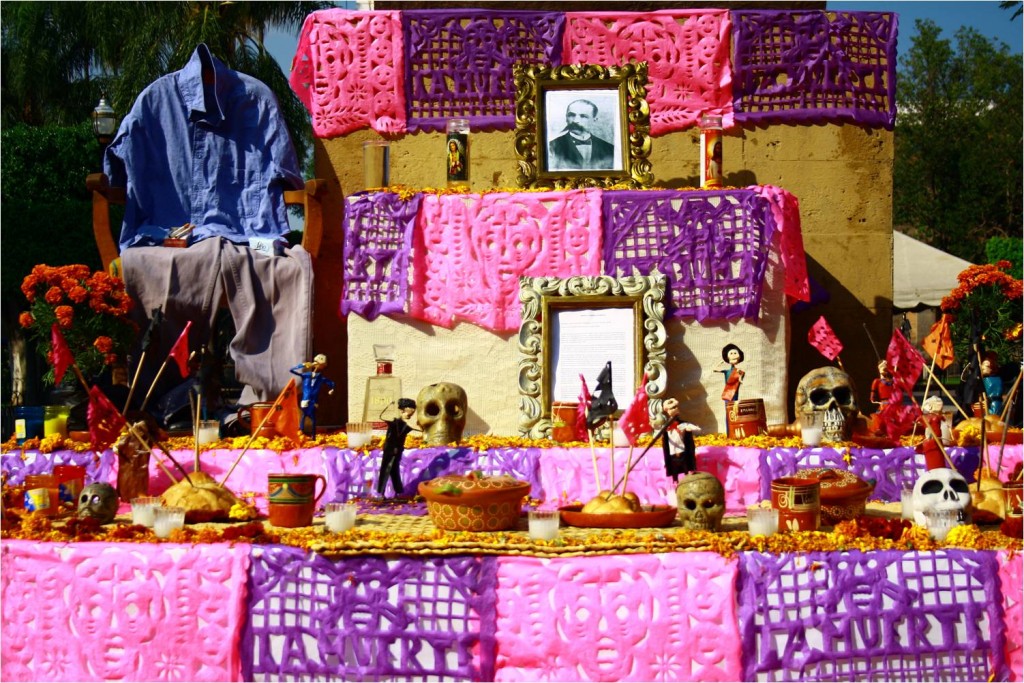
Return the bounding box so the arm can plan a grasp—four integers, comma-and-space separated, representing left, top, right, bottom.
310, 122, 894, 432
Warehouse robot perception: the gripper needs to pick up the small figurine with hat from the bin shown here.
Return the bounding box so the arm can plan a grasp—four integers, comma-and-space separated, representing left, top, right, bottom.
290, 354, 335, 438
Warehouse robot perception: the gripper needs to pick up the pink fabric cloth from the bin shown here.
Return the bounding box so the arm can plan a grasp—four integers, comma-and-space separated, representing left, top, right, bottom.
755, 184, 810, 304
410, 189, 603, 331
536, 446, 761, 514
563, 10, 734, 135
290, 9, 406, 137
990, 444, 1023, 481
999, 551, 1023, 681
494, 553, 742, 681
0, 540, 249, 681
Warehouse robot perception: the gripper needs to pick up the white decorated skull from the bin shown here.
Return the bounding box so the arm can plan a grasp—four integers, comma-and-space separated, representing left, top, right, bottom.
415, 382, 468, 446
675, 472, 726, 531
795, 367, 859, 442
912, 467, 972, 526
77, 482, 119, 524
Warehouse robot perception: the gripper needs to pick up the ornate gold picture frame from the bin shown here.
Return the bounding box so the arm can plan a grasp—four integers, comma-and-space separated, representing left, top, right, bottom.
517, 272, 668, 438
513, 62, 654, 189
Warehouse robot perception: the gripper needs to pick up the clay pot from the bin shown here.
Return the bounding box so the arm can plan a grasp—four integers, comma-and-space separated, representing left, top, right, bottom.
796, 468, 874, 526
418, 474, 530, 531
771, 476, 820, 531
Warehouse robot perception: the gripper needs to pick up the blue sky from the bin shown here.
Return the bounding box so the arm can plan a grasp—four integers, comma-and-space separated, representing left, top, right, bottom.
266, 2, 1022, 73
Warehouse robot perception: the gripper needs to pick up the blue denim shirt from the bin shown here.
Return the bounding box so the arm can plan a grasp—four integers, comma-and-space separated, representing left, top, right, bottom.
105, 44, 303, 249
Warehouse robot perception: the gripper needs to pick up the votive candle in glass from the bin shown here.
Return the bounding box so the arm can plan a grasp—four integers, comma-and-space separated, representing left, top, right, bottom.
325, 502, 358, 533
528, 510, 560, 541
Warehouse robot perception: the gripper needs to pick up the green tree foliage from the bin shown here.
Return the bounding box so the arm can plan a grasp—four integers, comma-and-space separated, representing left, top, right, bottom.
894, 20, 1023, 264
0, 124, 103, 299
2, 1, 326, 163
985, 236, 1023, 279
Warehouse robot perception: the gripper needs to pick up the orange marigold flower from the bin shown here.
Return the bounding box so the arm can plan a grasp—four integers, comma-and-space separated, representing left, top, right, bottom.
44, 286, 63, 305
67, 286, 88, 304
104, 353, 119, 366
54, 305, 74, 328
18, 312, 34, 328
93, 336, 114, 353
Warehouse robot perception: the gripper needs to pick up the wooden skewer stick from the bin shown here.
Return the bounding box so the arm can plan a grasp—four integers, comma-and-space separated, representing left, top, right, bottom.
920, 363, 972, 421
122, 349, 147, 413
587, 428, 602, 495
194, 391, 202, 473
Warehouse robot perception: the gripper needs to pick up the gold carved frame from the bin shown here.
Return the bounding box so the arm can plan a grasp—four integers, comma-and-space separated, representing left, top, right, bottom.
513, 62, 654, 189
517, 272, 668, 438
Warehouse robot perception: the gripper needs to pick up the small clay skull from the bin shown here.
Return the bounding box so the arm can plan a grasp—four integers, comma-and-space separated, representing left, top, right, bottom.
415, 382, 468, 446
795, 367, 859, 442
77, 482, 119, 524
676, 472, 726, 531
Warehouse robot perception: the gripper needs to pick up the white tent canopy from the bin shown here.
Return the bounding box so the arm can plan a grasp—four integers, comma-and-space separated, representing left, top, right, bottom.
893, 231, 973, 309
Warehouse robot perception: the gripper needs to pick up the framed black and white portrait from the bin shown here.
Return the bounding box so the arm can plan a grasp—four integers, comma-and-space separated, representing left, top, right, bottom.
513, 63, 653, 189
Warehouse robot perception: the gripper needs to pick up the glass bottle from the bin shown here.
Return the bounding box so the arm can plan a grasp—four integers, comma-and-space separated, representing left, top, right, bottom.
446, 118, 470, 188
700, 113, 723, 189
362, 344, 402, 430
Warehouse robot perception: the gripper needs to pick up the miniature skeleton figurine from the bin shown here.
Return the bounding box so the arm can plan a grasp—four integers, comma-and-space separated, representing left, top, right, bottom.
377, 398, 417, 497
290, 354, 335, 438
869, 359, 895, 434
981, 354, 1004, 416
661, 397, 702, 481
712, 344, 744, 431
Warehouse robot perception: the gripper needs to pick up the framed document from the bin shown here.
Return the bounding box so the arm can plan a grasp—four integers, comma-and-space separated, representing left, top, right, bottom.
517, 272, 668, 438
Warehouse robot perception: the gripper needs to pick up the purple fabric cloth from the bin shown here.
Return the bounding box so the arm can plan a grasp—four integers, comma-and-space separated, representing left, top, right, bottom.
603, 189, 773, 320
737, 549, 1008, 681
760, 446, 982, 502
322, 446, 543, 510
402, 9, 565, 132
242, 545, 498, 680
731, 10, 898, 129
0, 449, 115, 487
341, 192, 420, 320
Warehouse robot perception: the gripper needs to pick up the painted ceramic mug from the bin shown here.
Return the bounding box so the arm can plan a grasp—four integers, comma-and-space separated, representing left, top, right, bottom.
267, 473, 327, 528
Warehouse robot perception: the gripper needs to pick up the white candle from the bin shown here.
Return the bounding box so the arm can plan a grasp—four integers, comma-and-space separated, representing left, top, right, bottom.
153, 507, 185, 538
528, 511, 560, 541
196, 421, 220, 446
747, 507, 779, 536
325, 504, 357, 532
133, 505, 157, 527
801, 426, 823, 447
900, 487, 915, 520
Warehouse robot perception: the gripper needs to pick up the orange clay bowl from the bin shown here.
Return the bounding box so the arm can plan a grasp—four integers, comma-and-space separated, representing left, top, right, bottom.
418, 474, 531, 532
558, 504, 678, 529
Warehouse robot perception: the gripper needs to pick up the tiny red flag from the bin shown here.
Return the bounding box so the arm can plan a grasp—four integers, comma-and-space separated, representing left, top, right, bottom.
617, 374, 651, 446
574, 374, 591, 441
87, 385, 126, 451
50, 324, 75, 385
808, 316, 843, 361
169, 321, 192, 377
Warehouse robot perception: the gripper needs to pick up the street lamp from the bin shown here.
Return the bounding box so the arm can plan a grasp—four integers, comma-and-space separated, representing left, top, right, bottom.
92, 94, 117, 146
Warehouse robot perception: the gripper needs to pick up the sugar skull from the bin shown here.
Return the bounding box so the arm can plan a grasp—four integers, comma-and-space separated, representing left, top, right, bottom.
912, 467, 972, 526
675, 472, 726, 531
415, 382, 468, 446
795, 367, 859, 442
